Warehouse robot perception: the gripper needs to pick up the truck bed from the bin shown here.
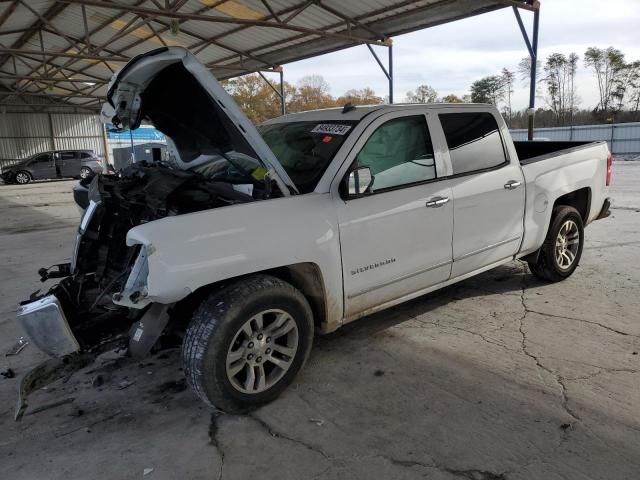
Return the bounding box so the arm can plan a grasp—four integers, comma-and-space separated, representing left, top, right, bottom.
514, 140, 593, 163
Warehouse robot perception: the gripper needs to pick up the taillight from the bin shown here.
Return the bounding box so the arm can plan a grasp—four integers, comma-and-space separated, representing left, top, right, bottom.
606, 153, 613, 186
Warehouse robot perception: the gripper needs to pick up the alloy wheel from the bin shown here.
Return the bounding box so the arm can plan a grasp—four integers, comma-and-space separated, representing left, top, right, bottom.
15, 172, 29, 184
225, 309, 299, 394
555, 219, 580, 270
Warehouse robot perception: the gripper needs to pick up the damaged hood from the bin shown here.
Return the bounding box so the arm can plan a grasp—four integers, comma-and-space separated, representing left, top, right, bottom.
101, 47, 298, 195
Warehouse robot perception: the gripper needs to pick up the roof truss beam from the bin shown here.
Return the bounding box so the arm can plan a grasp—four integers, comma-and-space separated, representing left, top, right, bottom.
57, 0, 388, 47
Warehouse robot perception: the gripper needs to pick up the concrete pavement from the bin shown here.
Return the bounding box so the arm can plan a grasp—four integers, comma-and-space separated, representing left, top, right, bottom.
1, 166, 639, 480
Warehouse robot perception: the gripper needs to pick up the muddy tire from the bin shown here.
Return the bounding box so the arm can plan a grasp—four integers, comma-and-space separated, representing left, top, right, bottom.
182, 275, 314, 413
528, 206, 584, 282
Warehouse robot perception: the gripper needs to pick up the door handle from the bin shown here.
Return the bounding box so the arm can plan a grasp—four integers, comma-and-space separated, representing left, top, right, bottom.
426, 196, 450, 208
504, 180, 522, 190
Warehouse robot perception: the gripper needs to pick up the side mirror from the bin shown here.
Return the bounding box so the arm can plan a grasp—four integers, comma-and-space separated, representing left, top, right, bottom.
348, 166, 374, 196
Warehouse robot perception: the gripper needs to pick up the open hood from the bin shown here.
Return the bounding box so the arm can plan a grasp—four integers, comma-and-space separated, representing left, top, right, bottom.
102, 47, 297, 195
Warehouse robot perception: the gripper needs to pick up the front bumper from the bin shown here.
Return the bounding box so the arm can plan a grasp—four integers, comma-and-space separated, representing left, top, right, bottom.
1, 170, 14, 183
18, 294, 80, 357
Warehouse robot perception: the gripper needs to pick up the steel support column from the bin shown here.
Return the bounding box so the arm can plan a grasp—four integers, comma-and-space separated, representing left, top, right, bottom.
388, 43, 394, 104
366, 38, 393, 104
280, 68, 286, 116
258, 67, 286, 116
528, 7, 540, 140
513, 2, 540, 141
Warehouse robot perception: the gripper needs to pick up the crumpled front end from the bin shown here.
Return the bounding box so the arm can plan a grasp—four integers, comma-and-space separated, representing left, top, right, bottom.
18, 161, 256, 358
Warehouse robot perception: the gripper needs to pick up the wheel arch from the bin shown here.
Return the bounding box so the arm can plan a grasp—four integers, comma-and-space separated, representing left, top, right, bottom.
174, 262, 330, 333
553, 187, 591, 223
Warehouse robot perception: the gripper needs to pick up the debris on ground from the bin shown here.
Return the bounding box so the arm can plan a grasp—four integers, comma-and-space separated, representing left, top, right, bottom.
15, 353, 95, 421
6, 337, 29, 356
374, 369, 385, 377
1, 368, 15, 378
91, 375, 104, 388
118, 380, 135, 390
154, 378, 187, 394
26, 397, 75, 416
560, 423, 572, 430
143, 468, 154, 476
309, 418, 325, 426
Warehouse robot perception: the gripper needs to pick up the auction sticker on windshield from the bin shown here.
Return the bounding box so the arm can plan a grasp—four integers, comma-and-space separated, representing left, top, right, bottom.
311, 124, 352, 135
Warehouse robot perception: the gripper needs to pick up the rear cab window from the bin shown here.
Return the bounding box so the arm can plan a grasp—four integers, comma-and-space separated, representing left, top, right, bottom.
258, 120, 357, 194
438, 112, 507, 175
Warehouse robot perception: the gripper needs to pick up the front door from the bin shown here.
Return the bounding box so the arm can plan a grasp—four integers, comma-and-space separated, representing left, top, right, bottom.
437, 111, 525, 277
29, 153, 56, 180
59, 151, 81, 177
337, 112, 454, 319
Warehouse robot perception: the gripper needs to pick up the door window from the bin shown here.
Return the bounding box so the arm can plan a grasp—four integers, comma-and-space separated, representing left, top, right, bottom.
80, 152, 92, 159
60, 151, 77, 160
32, 153, 51, 163
355, 115, 436, 191
439, 112, 507, 175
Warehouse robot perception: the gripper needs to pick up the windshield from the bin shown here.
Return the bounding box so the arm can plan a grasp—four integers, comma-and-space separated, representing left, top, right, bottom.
258, 120, 357, 193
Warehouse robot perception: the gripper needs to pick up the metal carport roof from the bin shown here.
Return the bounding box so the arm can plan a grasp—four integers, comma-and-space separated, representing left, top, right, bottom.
0, 0, 539, 113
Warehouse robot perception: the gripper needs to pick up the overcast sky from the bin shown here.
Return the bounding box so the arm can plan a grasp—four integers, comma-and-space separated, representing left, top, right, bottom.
280, 0, 640, 110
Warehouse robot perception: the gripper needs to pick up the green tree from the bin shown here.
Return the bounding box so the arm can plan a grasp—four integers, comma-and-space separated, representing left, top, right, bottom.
406, 84, 438, 103
470, 76, 504, 105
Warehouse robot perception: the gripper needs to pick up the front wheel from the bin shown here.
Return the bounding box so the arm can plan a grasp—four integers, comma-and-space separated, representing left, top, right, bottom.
528, 205, 584, 282
15, 171, 31, 184
182, 275, 314, 413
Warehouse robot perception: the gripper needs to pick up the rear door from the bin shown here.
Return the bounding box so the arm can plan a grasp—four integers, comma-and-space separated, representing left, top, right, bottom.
336, 110, 454, 318
59, 151, 81, 177
29, 153, 56, 179
436, 110, 525, 278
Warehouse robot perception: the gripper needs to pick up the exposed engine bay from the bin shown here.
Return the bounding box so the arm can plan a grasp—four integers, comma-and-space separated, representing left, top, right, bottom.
29, 159, 277, 353
20, 48, 293, 356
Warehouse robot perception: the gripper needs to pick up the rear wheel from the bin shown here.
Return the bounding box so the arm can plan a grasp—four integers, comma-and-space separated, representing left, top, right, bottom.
15, 171, 31, 184
528, 206, 584, 282
182, 275, 314, 413
79, 167, 92, 179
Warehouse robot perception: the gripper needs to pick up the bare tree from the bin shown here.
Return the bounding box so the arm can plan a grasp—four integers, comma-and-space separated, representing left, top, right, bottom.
406, 84, 438, 103
517, 56, 542, 84
542, 53, 580, 125
501, 68, 515, 126
584, 46, 628, 113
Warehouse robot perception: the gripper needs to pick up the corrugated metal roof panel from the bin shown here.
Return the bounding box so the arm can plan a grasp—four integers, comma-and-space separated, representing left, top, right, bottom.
0, 0, 518, 110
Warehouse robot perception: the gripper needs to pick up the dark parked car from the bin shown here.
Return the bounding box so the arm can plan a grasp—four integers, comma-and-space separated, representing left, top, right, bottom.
0, 149, 104, 184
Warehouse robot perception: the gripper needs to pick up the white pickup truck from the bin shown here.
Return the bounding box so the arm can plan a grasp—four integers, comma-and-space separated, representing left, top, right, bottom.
18, 47, 612, 413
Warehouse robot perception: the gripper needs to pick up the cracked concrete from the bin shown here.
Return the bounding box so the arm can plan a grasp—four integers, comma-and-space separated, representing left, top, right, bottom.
1, 173, 640, 480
